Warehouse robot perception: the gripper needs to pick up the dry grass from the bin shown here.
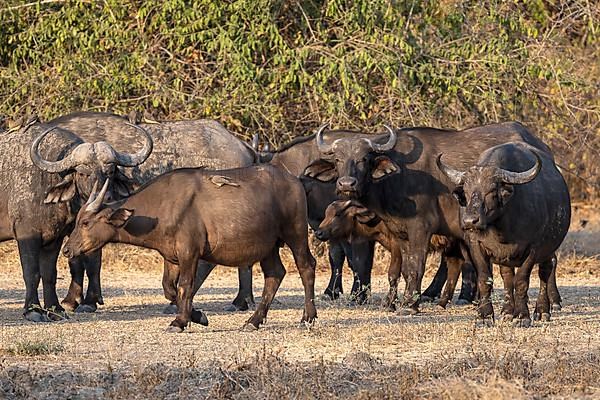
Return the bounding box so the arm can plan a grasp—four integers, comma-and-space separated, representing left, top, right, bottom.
0, 208, 599, 399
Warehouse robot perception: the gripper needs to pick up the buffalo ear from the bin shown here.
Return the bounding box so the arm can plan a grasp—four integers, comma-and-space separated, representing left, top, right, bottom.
44, 175, 76, 204
108, 208, 134, 227
112, 168, 138, 199
371, 156, 399, 181
499, 185, 514, 205
350, 206, 378, 225
302, 159, 337, 182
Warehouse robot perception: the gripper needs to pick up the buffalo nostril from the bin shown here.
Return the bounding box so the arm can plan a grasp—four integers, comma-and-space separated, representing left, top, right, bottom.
464, 216, 479, 226
315, 230, 328, 241
337, 177, 357, 190
62, 248, 70, 257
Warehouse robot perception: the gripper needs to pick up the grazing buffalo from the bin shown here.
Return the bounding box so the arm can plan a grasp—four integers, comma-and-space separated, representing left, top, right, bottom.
261, 133, 377, 303
315, 200, 474, 309
0, 118, 148, 321
303, 121, 559, 314
44, 112, 257, 313
62, 165, 317, 332
437, 142, 570, 325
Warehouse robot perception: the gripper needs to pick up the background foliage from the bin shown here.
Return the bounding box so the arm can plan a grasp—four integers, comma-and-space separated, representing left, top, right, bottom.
0, 0, 598, 199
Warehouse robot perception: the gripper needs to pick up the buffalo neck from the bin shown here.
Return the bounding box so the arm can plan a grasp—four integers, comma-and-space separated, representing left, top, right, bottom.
107, 195, 167, 256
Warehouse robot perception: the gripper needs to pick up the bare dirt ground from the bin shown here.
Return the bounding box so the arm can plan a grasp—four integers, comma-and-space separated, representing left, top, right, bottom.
0, 206, 599, 399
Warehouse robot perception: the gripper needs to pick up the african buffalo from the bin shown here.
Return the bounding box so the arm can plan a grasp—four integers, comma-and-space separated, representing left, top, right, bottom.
43, 112, 257, 313
0, 118, 149, 321
315, 200, 474, 309
260, 133, 376, 303
437, 142, 570, 325
303, 121, 561, 314
62, 165, 317, 332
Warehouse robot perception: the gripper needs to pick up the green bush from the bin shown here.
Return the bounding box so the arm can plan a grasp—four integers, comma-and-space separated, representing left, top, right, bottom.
0, 0, 598, 199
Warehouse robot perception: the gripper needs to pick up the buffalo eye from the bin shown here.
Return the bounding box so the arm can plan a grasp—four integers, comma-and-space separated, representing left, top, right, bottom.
452, 188, 467, 206
81, 220, 90, 228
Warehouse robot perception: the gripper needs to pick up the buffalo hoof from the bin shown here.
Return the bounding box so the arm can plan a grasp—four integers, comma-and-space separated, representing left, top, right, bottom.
75, 304, 97, 313
61, 300, 79, 312
301, 319, 316, 330
397, 307, 419, 316
420, 295, 437, 303
381, 301, 396, 312
455, 299, 471, 306
241, 323, 259, 332
24, 308, 50, 323
476, 318, 495, 328
533, 312, 551, 322
324, 288, 342, 301
166, 325, 184, 333
500, 313, 514, 323
46, 306, 69, 321
191, 309, 209, 326
551, 303, 562, 312
435, 304, 447, 311
223, 304, 241, 312
512, 318, 532, 328
98, 296, 104, 305
163, 304, 178, 314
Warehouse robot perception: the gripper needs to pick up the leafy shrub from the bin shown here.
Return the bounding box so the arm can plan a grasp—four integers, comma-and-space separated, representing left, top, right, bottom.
0, 0, 598, 198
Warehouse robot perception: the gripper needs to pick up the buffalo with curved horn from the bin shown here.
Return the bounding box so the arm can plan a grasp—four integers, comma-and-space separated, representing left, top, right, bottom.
46, 111, 258, 314
437, 142, 569, 326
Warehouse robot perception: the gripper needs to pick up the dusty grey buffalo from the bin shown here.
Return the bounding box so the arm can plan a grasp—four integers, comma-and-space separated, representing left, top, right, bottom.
62, 165, 317, 332
43, 112, 257, 313
303, 122, 562, 315
437, 142, 570, 325
0, 118, 150, 321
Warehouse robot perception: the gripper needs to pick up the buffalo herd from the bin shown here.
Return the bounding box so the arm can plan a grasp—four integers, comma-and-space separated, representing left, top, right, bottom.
0, 112, 570, 331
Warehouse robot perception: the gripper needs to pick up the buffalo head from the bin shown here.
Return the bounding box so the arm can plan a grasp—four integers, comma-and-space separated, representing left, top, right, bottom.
30, 123, 153, 204
303, 124, 399, 199
62, 179, 134, 259
315, 200, 379, 241
437, 152, 541, 230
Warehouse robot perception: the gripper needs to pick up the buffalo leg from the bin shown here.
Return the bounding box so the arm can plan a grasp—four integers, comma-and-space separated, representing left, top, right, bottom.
438, 255, 462, 308
421, 260, 447, 302
470, 245, 494, 321
229, 265, 255, 311
162, 260, 180, 314
163, 260, 217, 314
77, 250, 103, 313
400, 230, 431, 314
547, 255, 562, 311
500, 266, 515, 320
349, 240, 374, 305
245, 249, 286, 330
533, 259, 553, 322
39, 239, 67, 320
168, 255, 200, 333
324, 241, 347, 300
62, 256, 85, 311
513, 253, 536, 327
457, 262, 477, 304
382, 244, 403, 311
16, 234, 47, 322
289, 242, 317, 324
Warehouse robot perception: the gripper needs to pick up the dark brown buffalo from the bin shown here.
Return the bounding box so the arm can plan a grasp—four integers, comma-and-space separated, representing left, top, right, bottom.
265, 131, 475, 305
261, 133, 376, 302
62, 165, 317, 332
304, 122, 560, 315
44, 112, 257, 313
315, 200, 474, 309
437, 142, 570, 325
